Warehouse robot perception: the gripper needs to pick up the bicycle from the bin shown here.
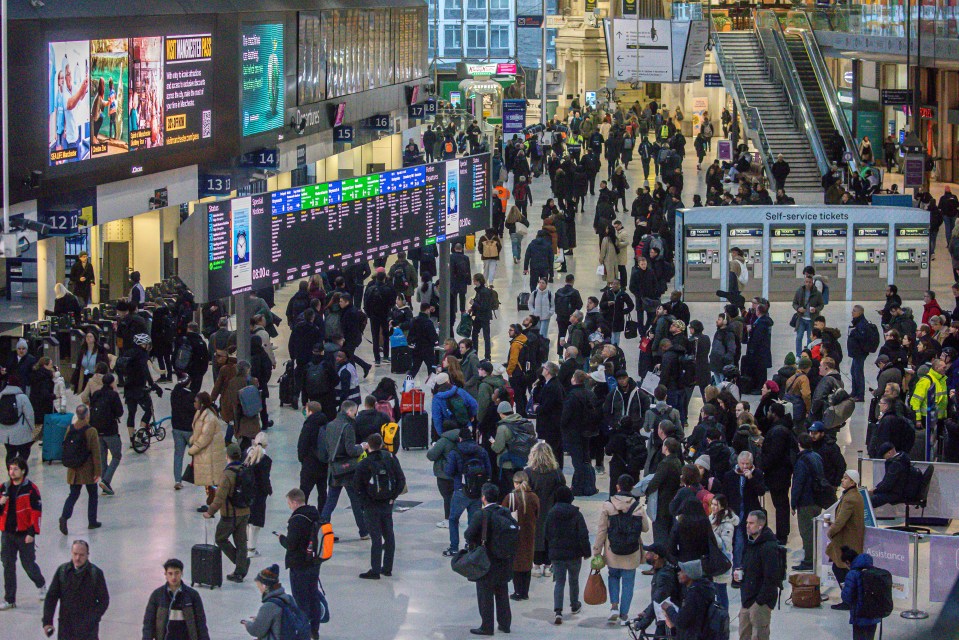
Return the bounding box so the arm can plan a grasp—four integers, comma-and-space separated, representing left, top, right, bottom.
132, 416, 170, 453
626, 619, 673, 640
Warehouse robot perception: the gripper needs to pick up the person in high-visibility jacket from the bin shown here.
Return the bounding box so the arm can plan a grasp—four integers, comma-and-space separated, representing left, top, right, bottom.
909, 358, 949, 428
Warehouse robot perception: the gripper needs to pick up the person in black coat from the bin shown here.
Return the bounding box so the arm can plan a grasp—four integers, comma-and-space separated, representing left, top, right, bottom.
286, 281, 313, 327
297, 403, 329, 511
871, 443, 918, 507
537, 365, 567, 468
722, 451, 766, 570
407, 303, 439, 379
43, 541, 110, 640
68, 252, 96, 307
760, 403, 797, 545
279, 489, 325, 637
170, 378, 196, 488
559, 370, 596, 496
742, 306, 774, 393
666, 480, 713, 564
450, 243, 472, 324
599, 281, 635, 342
524, 230, 555, 292
543, 485, 591, 621
465, 484, 514, 635
250, 334, 273, 429
337, 295, 371, 376
868, 395, 916, 458
53, 283, 83, 322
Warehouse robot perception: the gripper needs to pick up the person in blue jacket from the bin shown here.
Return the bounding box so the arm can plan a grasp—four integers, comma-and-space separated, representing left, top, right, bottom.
442, 431, 491, 556
431, 373, 478, 435
840, 547, 883, 640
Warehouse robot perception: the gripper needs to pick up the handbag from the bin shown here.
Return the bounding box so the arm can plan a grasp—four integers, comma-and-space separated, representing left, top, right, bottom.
182, 462, 196, 485
451, 512, 492, 581
625, 319, 639, 340
596, 265, 606, 277
639, 335, 652, 353
701, 528, 733, 577
456, 314, 473, 338
329, 426, 360, 479
583, 569, 608, 605
789, 312, 798, 329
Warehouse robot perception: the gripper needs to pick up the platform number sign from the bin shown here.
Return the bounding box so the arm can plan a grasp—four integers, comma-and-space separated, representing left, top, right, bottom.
368, 114, 391, 130
240, 149, 279, 169
200, 174, 233, 196
408, 103, 425, 119
333, 126, 355, 142
39, 209, 79, 235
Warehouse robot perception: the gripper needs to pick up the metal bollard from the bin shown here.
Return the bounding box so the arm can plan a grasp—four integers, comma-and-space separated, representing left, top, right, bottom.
900, 533, 928, 619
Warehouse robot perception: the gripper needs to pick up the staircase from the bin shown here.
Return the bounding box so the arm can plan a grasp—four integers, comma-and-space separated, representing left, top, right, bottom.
784, 32, 843, 165
714, 32, 822, 192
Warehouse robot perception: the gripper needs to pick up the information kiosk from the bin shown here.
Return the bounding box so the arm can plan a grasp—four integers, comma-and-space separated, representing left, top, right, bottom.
894, 226, 930, 294
811, 226, 848, 301
769, 227, 805, 297
852, 225, 890, 298
684, 226, 723, 300
728, 226, 763, 302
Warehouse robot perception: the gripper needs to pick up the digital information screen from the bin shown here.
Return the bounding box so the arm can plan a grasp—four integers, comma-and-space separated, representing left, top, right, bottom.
48, 33, 213, 166
207, 154, 490, 299
241, 23, 285, 137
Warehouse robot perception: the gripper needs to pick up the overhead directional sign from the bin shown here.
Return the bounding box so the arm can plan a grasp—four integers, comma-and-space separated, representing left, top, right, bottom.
881, 89, 913, 106
611, 18, 673, 83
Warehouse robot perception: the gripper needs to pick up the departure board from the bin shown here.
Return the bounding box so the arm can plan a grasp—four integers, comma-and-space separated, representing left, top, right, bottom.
206, 154, 490, 299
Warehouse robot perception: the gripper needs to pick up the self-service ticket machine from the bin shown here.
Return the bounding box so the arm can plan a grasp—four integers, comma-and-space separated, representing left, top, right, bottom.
769, 227, 805, 297
893, 226, 930, 294
684, 226, 722, 301
812, 226, 848, 301
728, 226, 763, 301
852, 225, 889, 298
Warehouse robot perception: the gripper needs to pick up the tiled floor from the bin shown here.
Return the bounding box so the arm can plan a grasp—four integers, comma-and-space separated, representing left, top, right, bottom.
2, 143, 944, 639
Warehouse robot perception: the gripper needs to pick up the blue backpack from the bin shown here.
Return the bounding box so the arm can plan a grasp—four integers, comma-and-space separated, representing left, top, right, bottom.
267, 594, 312, 640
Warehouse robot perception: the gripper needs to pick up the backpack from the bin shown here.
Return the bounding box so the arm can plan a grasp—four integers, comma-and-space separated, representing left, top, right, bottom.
623, 431, 648, 476
863, 321, 881, 354
89, 391, 115, 430
606, 500, 644, 556
381, 422, 399, 453
389, 264, 409, 292
696, 487, 716, 515
304, 362, 331, 398
738, 263, 750, 286
445, 394, 472, 428
114, 355, 132, 378
375, 399, 396, 421
365, 453, 397, 501
623, 136, 634, 150
0, 394, 22, 426
554, 287, 577, 319
486, 507, 520, 561
238, 382, 263, 418
783, 375, 808, 425
504, 419, 536, 466
62, 426, 92, 469
857, 566, 894, 619
173, 341, 193, 372
818, 279, 830, 305
229, 463, 257, 509
704, 599, 730, 640
460, 448, 489, 500
488, 287, 501, 312
266, 594, 312, 640
646, 406, 670, 436
444, 140, 454, 154
297, 514, 334, 566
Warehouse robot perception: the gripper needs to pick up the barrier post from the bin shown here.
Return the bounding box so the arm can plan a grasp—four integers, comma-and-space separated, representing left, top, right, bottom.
901, 533, 928, 619
813, 515, 821, 582
857, 450, 863, 482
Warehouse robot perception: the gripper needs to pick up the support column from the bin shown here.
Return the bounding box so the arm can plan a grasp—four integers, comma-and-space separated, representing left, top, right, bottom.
851, 59, 861, 140
439, 242, 452, 340
235, 294, 251, 363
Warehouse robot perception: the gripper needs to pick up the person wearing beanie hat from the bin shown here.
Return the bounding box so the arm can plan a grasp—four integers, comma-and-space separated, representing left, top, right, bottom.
243, 564, 299, 639
204, 441, 251, 583
631, 541, 679, 636
430, 371, 478, 436
825, 469, 866, 597
491, 401, 536, 494
475, 360, 507, 437
784, 352, 797, 367
2, 339, 36, 391
661, 559, 716, 636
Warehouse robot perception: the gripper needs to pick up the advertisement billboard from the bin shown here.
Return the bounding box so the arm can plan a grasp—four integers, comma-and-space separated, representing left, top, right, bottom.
242, 23, 285, 137
48, 32, 213, 167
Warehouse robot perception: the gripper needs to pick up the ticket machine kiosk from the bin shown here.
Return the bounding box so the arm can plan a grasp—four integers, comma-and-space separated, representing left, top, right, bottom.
852, 225, 889, 299
769, 227, 805, 297
684, 226, 722, 301
811, 226, 848, 301
728, 226, 763, 301
893, 226, 930, 294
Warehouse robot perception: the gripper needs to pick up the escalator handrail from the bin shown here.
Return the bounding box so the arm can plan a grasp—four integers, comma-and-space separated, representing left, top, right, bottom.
787, 11, 862, 174
712, 35, 776, 188
753, 9, 832, 177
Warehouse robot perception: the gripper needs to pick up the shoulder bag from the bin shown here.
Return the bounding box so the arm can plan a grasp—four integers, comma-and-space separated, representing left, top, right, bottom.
451, 512, 491, 581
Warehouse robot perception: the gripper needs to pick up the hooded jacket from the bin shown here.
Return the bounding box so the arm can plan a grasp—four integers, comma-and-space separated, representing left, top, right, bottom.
523, 231, 555, 275
592, 494, 647, 569
444, 438, 491, 492
426, 428, 461, 480
431, 384, 478, 435
543, 502, 591, 562
0, 385, 35, 445
841, 553, 884, 626
791, 449, 826, 509
492, 413, 536, 469
709, 326, 737, 374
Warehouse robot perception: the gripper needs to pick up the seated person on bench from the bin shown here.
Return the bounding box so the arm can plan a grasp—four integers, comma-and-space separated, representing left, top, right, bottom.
869, 442, 919, 508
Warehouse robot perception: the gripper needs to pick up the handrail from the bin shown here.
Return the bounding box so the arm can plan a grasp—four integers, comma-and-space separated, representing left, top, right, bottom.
753, 9, 831, 177
785, 9, 861, 174
711, 35, 775, 187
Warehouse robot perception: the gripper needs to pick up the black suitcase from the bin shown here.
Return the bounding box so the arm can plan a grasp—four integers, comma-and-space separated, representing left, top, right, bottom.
191, 522, 222, 589
391, 346, 412, 374
278, 360, 296, 407
517, 292, 530, 311
401, 412, 429, 450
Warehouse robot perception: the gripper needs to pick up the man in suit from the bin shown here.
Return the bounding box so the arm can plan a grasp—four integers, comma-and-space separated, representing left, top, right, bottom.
464, 483, 514, 636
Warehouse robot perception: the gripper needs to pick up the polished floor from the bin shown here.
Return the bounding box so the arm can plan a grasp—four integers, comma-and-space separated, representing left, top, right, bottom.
3, 143, 946, 639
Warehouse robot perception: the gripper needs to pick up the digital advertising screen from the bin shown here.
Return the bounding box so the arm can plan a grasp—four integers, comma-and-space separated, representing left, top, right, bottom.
241, 23, 285, 137
48, 33, 213, 167
207, 154, 491, 299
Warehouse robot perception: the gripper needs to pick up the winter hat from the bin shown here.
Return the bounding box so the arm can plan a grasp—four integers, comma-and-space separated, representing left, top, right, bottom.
694, 455, 711, 472
797, 356, 813, 370
433, 372, 450, 386
255, 564, 281, 588
497, 401, 514, 415
844, 470, 861, 486
764, 380, 780, 394
678, 559, 704, 580
15, 339, 27, 349
784, 352, 796, 366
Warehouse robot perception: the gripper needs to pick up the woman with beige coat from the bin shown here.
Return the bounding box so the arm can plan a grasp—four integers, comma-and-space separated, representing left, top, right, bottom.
188, 392, 227, 510
598, 226, 620, 285
592, 474, 647, 625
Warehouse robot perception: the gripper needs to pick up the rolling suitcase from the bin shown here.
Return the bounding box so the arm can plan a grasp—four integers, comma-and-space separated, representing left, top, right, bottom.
191, 520, 222, 589
278, 360, 296, 407
391, 346, 412, 374
42, 412, 73, 463
517, 292, 530, 311
401, 413, 429, 450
